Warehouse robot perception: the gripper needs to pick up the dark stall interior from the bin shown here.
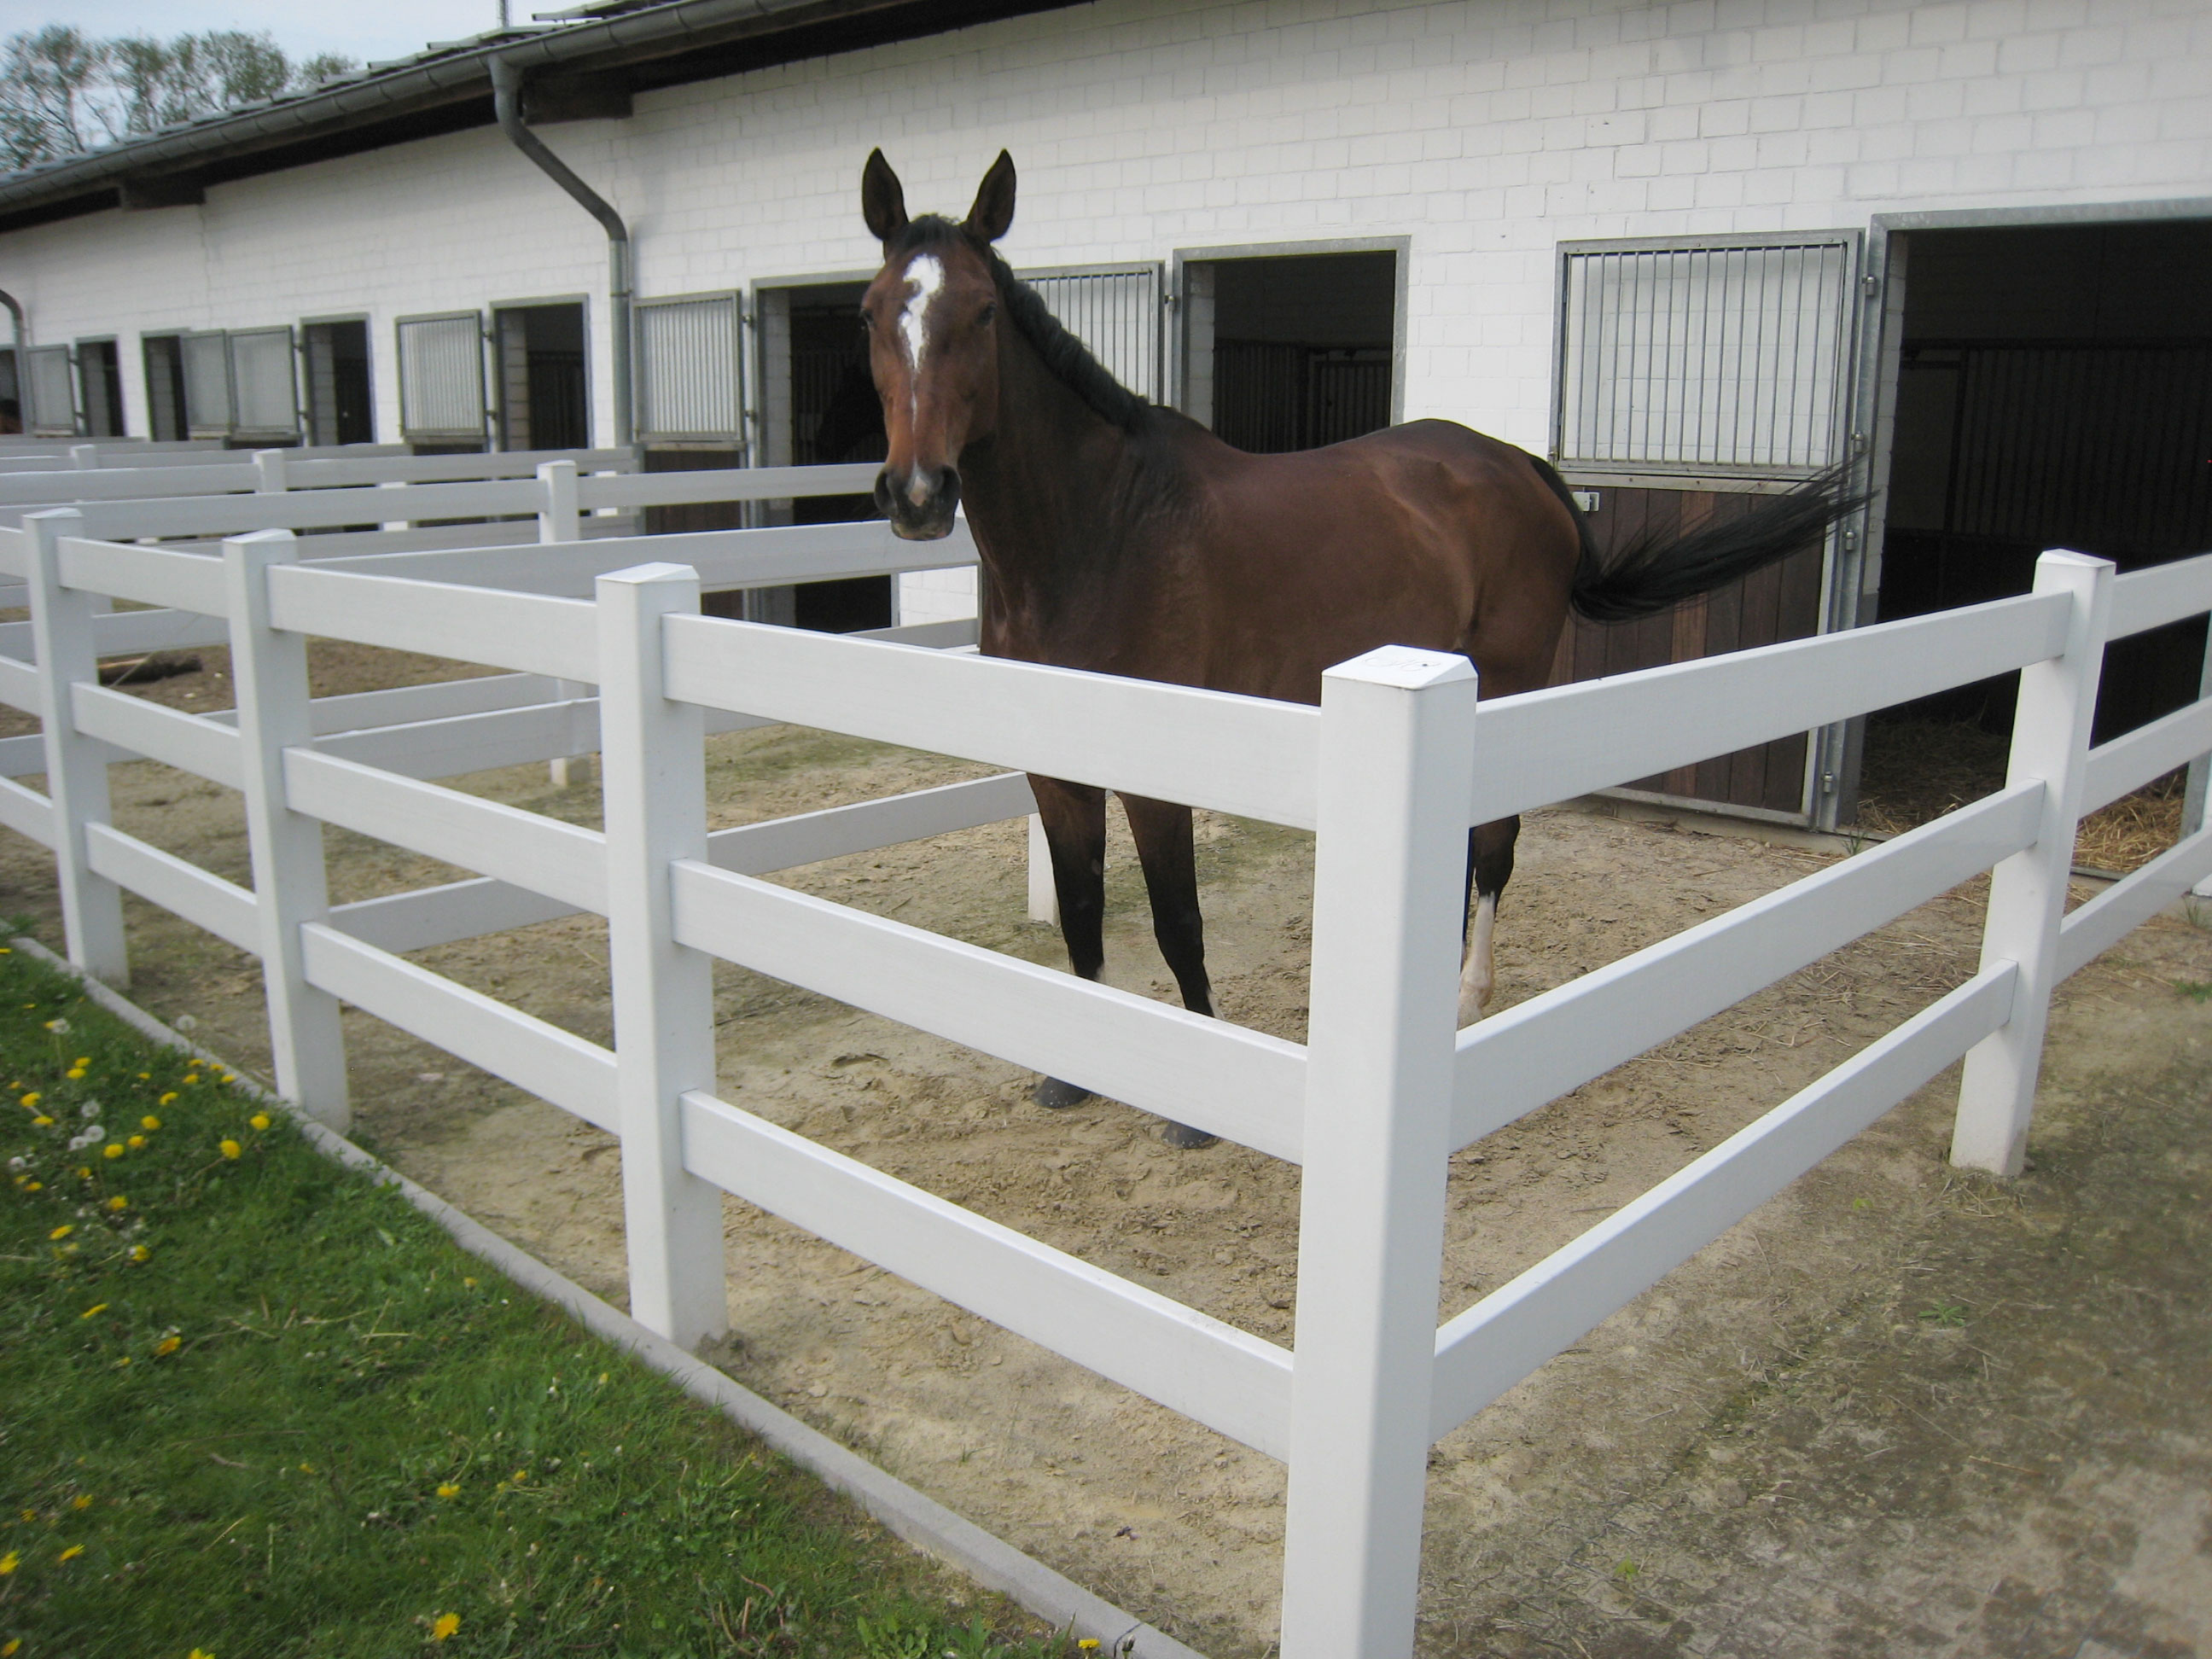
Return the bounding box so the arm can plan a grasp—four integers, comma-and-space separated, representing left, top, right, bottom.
1863, 219, 2212, 840
304, 320, 374, 447
1204, 251, 1395, 453
777, 282, 893, 632
494, 302, 589, 453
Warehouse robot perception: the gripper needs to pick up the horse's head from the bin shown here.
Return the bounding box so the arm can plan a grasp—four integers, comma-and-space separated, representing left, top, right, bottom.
860, 148, 1016, 540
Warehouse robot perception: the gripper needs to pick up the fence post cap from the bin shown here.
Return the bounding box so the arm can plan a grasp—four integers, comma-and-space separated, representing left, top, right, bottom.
1322, 643, 1476, 691
597, 561, 698, 591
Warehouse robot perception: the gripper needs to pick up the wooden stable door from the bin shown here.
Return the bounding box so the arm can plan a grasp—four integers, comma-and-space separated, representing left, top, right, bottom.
1550, 485, 1825, 819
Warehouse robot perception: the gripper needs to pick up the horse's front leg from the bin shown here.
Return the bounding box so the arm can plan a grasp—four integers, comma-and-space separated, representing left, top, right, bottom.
1121, 793, 1219, 1150
1459, 815, 1520, 1026
1027, 773, 1106, 1109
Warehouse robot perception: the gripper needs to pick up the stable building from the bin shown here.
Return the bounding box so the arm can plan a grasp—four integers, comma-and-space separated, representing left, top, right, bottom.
1, 0, 2206, 829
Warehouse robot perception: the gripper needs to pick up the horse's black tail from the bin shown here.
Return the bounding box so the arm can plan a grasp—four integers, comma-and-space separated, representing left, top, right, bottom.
1534, 457, 1866, 626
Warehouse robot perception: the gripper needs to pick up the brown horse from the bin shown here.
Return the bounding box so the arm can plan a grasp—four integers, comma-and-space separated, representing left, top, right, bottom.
860, 149, 1855, 1147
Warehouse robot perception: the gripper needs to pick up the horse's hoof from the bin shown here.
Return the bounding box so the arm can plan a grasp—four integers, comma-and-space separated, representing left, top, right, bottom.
1033, 1076, 1093, 1109
1162, 1121, 1218, 1150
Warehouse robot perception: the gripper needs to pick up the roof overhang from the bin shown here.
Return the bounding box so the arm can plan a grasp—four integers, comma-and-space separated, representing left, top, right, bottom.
0, 0, 1081, 236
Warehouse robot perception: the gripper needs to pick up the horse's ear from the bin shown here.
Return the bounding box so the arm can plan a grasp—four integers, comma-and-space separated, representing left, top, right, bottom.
963, 150, 1016, 243
861, 148, 908, 243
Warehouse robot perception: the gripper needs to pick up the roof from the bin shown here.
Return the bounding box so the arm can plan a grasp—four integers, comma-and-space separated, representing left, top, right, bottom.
0, 0, 1079, 236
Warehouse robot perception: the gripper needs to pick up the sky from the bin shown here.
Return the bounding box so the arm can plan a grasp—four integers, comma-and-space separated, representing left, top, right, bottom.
0, 1, 523, 66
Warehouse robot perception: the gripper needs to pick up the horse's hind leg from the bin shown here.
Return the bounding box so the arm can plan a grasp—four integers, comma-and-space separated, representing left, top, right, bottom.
1121, 793, 1219, 1150
1458, 815, 1520, 1026
1028, 774, 1107, 1109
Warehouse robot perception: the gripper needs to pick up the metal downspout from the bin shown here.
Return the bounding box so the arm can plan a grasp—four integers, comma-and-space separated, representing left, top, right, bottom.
489, 55, 632, 447
0, 287, 26, 432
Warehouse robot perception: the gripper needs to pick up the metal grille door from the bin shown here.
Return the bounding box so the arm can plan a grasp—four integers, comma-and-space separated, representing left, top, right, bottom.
25, 346, 75, 436
1025, 267, 1162, 401
1558, 236, 1856, 475
230, 326, 298, 439
637, 294, 742, 441
180, 332, 233, 437
397, 311, 486, 444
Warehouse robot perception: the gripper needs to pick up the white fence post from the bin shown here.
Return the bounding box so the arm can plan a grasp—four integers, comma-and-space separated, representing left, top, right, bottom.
597, 560, 728, 1350
224, 528, 352, 1128
1280, 645, 1481, 1659
1026, 812, 1058, 924
541, 461, 595, 787
1951, 549, 2113, 1176
253, 449, 288, 493
25, 507, 129, 983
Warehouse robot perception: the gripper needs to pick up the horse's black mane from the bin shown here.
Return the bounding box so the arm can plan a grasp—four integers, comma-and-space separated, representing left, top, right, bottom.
889, 216, 1150, 434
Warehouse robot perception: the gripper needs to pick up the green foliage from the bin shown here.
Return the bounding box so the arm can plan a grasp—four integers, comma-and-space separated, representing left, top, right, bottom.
2172, 978, 2212, 1004
0, 950, 1065, 1658
1, 26, 356, 169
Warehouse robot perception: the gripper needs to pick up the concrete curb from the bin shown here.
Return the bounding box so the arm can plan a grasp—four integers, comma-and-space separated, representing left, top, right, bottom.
15, 937, 1209, 1659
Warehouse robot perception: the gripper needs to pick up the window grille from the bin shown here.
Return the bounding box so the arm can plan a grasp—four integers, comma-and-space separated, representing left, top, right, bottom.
637, 294, 742, 441
26, 346, 76, 436
230, 326, 299, 438
397, 311, 486, 443
1557, 236, 1856, 475
1025, 267, 1162, 402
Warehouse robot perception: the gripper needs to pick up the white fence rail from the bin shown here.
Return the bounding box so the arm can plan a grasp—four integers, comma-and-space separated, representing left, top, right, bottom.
0, 496, 2206, 1658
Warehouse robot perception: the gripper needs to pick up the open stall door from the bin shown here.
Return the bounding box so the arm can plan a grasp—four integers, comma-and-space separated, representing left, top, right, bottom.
1179, 248, 1396, 451
1551, 233, 1860, 826
493, 301, 588, 452
304, 320, 374, 446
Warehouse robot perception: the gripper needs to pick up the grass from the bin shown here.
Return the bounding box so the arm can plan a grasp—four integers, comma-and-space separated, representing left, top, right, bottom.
0, 946, 1080, 1659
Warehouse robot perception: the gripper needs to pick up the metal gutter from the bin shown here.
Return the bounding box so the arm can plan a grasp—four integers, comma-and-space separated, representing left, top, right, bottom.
490, 55, 633, 446
0, 0, 925, 220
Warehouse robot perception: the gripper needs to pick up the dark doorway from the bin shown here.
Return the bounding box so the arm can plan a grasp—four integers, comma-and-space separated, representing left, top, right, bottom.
494, 303, 589, 452
76, 341, 124, 437
760, 280, 894, 632
1186, 251, 1396, 453
304, 320, 373, 446
143, 335, 187, 441
1874, 220, 2212, 744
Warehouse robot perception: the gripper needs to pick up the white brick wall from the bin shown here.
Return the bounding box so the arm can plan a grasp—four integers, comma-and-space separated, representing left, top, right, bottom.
3, 0, 2207, 464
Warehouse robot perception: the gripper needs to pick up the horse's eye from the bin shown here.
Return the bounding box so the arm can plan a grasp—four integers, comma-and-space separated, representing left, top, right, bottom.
858, 311, 873, 332
978, 302, 998, 327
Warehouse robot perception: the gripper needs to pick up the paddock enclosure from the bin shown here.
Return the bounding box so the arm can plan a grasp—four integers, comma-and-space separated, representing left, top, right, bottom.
0, 439, 2207, 1655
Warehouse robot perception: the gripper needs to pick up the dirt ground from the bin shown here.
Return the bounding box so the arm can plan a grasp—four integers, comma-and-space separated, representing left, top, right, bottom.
1, 644, 2207, 1657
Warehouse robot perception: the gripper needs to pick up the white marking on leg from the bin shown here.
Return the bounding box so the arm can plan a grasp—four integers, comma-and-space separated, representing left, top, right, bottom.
1458, 892, 1497, 1027
898, 252, 944, 486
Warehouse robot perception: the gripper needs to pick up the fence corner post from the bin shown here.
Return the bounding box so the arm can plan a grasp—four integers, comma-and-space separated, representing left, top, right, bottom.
253, 449, 288, 493
541, 461, 595, 786
597, 560, 727, 1351
1026, 812, 1058, 924
1281, 644, 1480, 1659
223, 527, 351, 1129
1951, 548, 2112, 1177
26, 507, 129, 985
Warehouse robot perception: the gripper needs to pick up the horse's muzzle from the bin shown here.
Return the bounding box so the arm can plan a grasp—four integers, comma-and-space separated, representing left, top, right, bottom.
876, 465, 961, 540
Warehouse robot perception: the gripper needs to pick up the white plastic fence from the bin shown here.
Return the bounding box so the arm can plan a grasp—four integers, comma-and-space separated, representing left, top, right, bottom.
0, 442, 632, 502
0, 493, 2208, 1656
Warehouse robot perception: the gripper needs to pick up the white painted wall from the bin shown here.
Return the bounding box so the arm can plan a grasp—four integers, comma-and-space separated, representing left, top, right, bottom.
3, 0, 2206, 466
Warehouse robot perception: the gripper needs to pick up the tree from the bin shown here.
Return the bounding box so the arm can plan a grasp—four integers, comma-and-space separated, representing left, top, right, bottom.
0, 27, 357, 171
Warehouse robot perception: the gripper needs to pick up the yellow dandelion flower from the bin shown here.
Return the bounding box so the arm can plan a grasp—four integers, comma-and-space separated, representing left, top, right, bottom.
154, 1335, 182, 1358
248, 1114, 271, 1132
16, 1509, 32, 1522
435, 1483, 459, 1499
127, 1135, 146, 1150
108, 1195, 128, 1211
71, 1494, 92, 1511
57, 1543, 83, 1562
115, 1355, 131, 1368
3, 1637, 17, 1656
81, 1304, 108, 1319
0, 1550, 16, 1573
73, 1057, 88, 1068
142, 1115, 161, 1131
49, 1224, 72, 1240
183, 1074, 199, 1086
23, 1180, 40, 1191
131, 1245, 150, 1263
31, 1116, 52, 1128
218, 1140, 241, 1160
75, 1167, 90, 1179
136, 1072, 148, 1080
103, 1143, 125, 1160
1079, 1642, 1101, 1652
462, 1278, 477, 1289
20, 1092, 39, 1108
66, 1068, 85, 1080
189, 1650, 214, 1659
158, 1093, 178, 1107
430, 1613, 460, 1642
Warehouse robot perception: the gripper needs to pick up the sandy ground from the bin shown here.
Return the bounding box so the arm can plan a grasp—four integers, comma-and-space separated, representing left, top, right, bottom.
0, 644, 2206, 1657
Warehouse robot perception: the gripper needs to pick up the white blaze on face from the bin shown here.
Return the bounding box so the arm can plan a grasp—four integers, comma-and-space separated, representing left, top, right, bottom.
896, 253, 946, 506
